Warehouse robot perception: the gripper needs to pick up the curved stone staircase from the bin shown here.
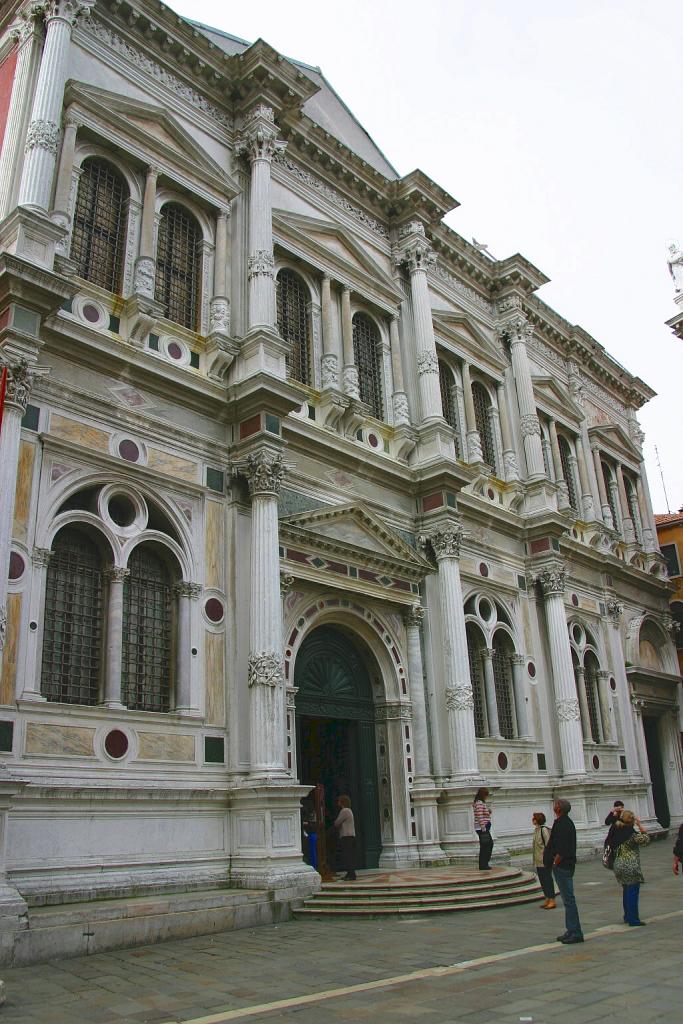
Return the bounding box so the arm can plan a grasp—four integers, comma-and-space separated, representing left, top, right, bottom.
294, 865, 542, 918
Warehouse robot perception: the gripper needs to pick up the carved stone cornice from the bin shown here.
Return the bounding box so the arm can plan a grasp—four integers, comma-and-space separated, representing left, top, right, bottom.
248, 651, 283, 688
536, 563, 568, 597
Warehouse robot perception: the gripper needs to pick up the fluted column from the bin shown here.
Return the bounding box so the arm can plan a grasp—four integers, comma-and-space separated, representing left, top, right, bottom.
574, 664, 591, 743
0, 361, 34, 654
505, 317, 545, 479
50, 112, 77, 231
404, 605, 430, 782
548, 418, 571, 509
18, 547, 51, 700
575, 437, 594, 519
510, 653, 530, 739
461, 360, 483, 462
237, 104, 282, 333
397, 223, 443, 422
102, 567, 129, 708
174, 581, 201, 712
591, 444, 614, 528
209, 208, 231, 335
536, 564, 585, 776
0, 8, 44, 219
239, 449, 286, 777
481, 648, 502, 739
596, 669, 613, 743
390, 313, 410, 425
428, 523, 478, 777
616, 463, 635, 542
132, 164, 159, 297
635, 472, 656, 552
320, 273, 338, 388
496, 381, 519, 481
18, 1, 93, 211
339, 283, 359, 398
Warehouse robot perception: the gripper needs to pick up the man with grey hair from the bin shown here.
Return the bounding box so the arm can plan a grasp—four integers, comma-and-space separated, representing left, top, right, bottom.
543, 798, 584, 944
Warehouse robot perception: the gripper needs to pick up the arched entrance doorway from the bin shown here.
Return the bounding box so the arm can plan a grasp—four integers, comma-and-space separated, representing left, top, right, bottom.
295, 625, 382, 868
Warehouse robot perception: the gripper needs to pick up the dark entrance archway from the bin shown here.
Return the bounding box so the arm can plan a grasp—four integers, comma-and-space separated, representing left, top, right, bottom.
295, 624, 382, 868
643, 715, 671, 827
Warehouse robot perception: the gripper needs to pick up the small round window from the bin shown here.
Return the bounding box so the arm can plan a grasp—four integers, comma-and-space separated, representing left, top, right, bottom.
108, 494, 137, 528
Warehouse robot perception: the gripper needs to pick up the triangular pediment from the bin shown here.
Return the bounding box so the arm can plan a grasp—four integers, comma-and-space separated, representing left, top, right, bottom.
532, 376, 584, 423
273, 210, 402, 304
280, 502, 430, 573
433, 310, 506, 370
65, 82, 239, 199
588, 423, 642, 463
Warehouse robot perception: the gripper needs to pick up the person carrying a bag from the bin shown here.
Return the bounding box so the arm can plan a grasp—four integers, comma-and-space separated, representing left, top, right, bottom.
532, 811, 556, 908
473, 787, 493, 870
612, 809, 649, 926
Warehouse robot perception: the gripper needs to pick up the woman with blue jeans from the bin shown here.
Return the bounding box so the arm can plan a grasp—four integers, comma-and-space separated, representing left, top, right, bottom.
612, 810, 649, 926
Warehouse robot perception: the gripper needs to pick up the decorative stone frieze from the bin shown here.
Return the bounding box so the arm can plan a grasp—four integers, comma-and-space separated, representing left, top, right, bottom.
209, 297, 231, 335
375, 702, 412, 721
24, 119, 60, 155
247, 250, 275, 279
416, 350, 438, 375
248, 651, 284, 688
321, 353, 338, 388
445, 685, 475, 711
556, 698, 581, 721
342, 364, 360, 400
520, 413, 542, 437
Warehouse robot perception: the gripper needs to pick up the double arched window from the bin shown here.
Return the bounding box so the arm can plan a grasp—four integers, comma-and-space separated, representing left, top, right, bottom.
155, 203, 202, 330
471, 381, 496, 469
352, 312, 383, 420
276, 269, 311, 385
569, 621, 608, 744
465, 595, 521, 740
70, 158, 128, 294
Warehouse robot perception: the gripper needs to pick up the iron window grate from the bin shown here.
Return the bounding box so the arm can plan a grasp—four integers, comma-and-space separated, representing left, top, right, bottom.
352, 313, 384, 420
583, 660, 602, 743
155, 203, 201, 330
122, 546, 173, 712
41, 527, 104, 705
472, 381, 496, 468
277, 269, 310, 385
492, 641, 515, 740
439, 361, 460, 455
466, 626, 487, 738
70, 159, 127, 294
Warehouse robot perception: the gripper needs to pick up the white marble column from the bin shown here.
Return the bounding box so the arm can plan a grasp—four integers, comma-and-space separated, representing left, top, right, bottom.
635, 472, 656, 552
0, 8, 44, 219
102, 566, 128, 709
0, 361, 34, 654
505, 317, 545, 479
481, 648, 502, 739
390, 313, 410, 425
320, 273, 338, 388
240, 449, 287, 778
237, 104, 282, 334
616, 463, 635, 543
548, 418, 571, 509
510, 653, 531, 739
496, 381, 519, 481
398, 223, 443, 422
596, 669, 613, 744
605, 600, 641, 774
574, 664, 592, 744
175, 581, 201, 713
461, 360, 483, 462
340, 284, 359, 398
428, 523, 479, 777
536, 564, 586, 776
18, 1, 93, 211
591, 444, 614, 529
575, 435, 596, 521
133, 164, 159, 298
17, 546, 51, 701
209, 208, 231, 336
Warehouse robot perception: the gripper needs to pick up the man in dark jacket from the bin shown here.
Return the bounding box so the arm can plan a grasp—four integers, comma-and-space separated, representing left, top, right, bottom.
544, 798, 583, 944
674, 821, 683, 876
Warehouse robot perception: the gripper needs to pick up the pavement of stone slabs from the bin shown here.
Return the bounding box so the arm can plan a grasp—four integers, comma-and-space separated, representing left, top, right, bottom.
1, 840, 681, 1024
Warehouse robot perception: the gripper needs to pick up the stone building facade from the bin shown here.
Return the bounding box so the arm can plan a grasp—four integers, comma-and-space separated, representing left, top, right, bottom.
0, 0, 682, 948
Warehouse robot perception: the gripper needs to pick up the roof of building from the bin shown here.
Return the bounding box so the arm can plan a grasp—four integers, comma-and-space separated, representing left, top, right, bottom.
189, 20, 400, 180
655, 511, 683, 526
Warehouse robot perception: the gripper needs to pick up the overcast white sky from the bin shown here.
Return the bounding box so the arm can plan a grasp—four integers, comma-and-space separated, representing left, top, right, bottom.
167, 0, 682, 513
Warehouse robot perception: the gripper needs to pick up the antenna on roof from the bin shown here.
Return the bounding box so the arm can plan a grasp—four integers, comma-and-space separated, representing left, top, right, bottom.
654, 445, 671, 514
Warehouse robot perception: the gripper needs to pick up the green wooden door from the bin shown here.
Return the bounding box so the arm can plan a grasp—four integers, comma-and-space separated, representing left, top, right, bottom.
295, 625, 381, 867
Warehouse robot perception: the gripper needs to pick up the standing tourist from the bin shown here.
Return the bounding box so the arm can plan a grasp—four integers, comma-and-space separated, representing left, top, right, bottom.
473, 788, 493, 870
334, 795, 357, 881
544, 798, 584, 944
673, 821, 683, 876
604, 800, 624, 826
612, 810, 649, 926
531, 812, 556, 908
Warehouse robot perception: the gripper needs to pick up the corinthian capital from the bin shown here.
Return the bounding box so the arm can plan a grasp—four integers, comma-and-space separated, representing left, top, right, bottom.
44, 1, 95, 27
423, 522, 466, 560
536, 563, 568, 597
3, 359, 35, 413
238, 449, 286, 498
403, 604, 425, 630
236, 105, 283, 163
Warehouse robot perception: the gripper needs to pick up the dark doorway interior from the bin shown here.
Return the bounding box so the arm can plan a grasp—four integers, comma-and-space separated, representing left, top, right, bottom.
643, 715, 671, 828
295, 625, 381, 868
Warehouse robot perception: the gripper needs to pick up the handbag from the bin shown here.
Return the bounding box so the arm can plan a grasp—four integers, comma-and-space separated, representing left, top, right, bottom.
602, 843, 615, 870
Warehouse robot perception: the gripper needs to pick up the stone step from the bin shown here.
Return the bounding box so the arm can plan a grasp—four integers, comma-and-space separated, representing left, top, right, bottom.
319, 874, 534, 898
293, 888, 543, 917
307, 882, 540, 908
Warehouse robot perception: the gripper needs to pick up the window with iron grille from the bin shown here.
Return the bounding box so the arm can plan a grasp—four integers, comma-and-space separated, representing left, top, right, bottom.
471, 381, 496, 468
558, 435, 578, 511
466, 624, 487, 737
155, 203, 201, 330
41, 526, 104, 705
439, 360, 461, 455
492, 632, 515, 739
276, 269, 310, 385
583, 655, 602, 743
70, 158, 128, 294
352, 313, 384, 420
601, 462, 620, 530
121, 545, 173, 712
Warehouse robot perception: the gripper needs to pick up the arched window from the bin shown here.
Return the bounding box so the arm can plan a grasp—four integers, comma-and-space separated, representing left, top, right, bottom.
155, 203, 201, 330
558, 436, 578, 511
466, 623, 487, 737
471, 381, 496, 468
438, 360, 460, 455
121, 544, 174, 712
276, 269, 310, 385
70, 158, 128, 294
492, 631, 516, 739
41, 526, 106, 705
583, 652, 603, 743
352, 312, 384, 420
